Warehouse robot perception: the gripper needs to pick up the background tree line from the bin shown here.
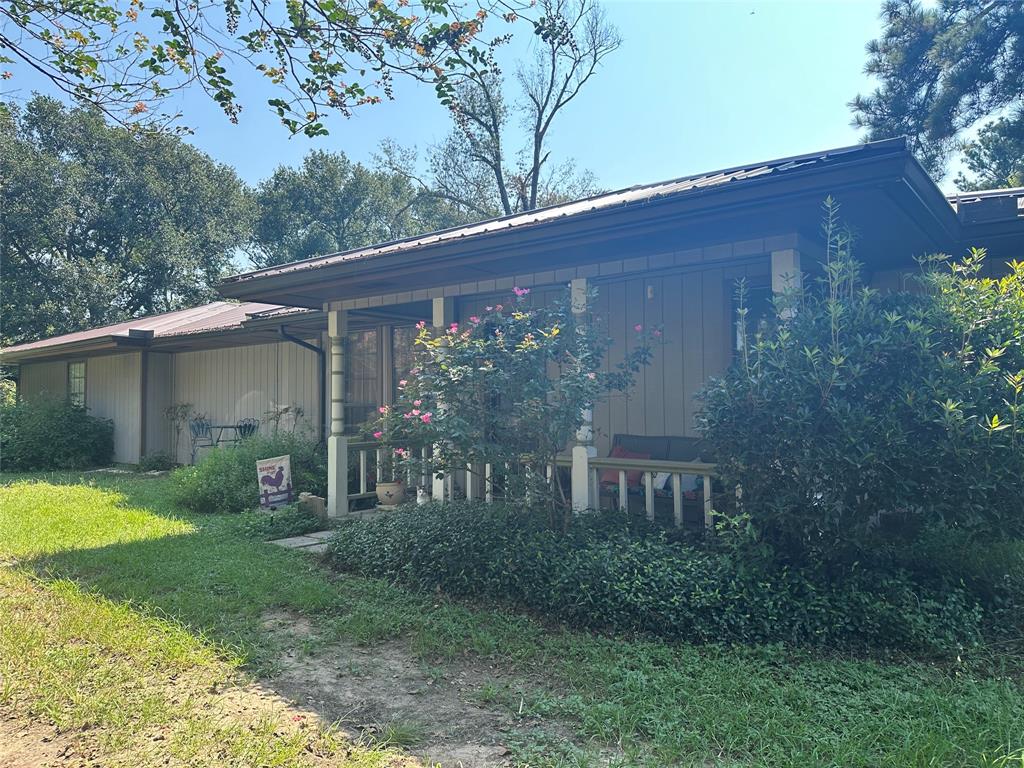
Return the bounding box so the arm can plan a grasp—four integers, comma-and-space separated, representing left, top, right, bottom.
3, 0, 1021, 349
1, 0, 617, 348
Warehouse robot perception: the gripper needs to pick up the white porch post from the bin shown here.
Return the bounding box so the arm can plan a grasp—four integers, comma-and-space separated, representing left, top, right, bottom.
569, 277, 597, 512
431, 297, 454, 502
327, 309, 349, 518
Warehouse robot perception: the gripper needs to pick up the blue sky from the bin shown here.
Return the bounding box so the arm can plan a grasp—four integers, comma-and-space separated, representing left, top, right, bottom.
165, 0, 892, 191
4, 1, 900, 191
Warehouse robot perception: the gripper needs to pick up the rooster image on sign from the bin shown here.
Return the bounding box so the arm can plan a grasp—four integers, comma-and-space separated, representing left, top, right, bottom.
256, 455, 293, 508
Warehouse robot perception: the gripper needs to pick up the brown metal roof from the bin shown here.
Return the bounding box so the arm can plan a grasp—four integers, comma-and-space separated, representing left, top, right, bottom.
220, 138, 909, 288
2, 301, 289, 357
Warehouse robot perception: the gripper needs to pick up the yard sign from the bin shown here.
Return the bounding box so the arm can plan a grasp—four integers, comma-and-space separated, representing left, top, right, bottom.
257, 454, 293, 508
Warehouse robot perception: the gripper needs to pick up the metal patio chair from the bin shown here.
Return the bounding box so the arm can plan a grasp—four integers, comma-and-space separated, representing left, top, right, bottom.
189, 416, 214, 464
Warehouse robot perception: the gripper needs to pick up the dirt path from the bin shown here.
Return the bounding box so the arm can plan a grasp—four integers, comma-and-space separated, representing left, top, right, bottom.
261, 610, 527, 767
0, 709, 102, 768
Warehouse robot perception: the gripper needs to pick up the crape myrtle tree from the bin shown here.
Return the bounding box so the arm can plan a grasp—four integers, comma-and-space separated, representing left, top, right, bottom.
850, 0, 1024, 188
698, 199, 1024, 571
0, 0, 530, 136
364, 285, 658, 530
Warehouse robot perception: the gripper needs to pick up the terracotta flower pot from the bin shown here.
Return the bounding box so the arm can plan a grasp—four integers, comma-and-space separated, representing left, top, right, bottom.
375, 480, 406, 507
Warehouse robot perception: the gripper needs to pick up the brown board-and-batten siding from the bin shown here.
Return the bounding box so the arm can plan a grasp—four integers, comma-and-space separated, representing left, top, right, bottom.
455, 257, 771, 454
170, 340, 322, 464
18, 360, 68, 401
87, 353, 142, 464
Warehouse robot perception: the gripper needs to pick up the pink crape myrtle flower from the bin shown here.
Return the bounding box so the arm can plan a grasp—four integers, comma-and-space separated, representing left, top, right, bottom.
653, 329, 662, 337
415, 320, 426, 329
378, 406, 388, 414
634, 323, 643, 332
495, 304, 503, 311
420, 412, 433, 424
449, 322, 459, 332
413, 399, 422, 406
469, 315, 480, 323
373, 431, 383, 439
398, 379, 407, 387
513, 286, 530, 297
411, 409, 420, 416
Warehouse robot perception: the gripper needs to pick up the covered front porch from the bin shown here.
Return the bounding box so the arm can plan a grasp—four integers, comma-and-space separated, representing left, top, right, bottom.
321, 245, 803, 524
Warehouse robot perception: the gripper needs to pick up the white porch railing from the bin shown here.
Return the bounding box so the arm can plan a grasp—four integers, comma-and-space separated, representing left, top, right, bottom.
345, 441, 433, 505
346, 443, 719, 529
576, 456, 717, 528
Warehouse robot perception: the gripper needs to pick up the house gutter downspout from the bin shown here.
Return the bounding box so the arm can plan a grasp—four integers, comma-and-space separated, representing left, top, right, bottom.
278, 325, 326, 444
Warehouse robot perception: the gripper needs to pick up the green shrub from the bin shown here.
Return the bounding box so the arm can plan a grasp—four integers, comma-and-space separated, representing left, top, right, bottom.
138, 451, 176, 472
329, 501, 982, 655
232, 504, 325, 540
0, 396, 114, 470
698, 208, 1024, 568
169, 433, 326, 513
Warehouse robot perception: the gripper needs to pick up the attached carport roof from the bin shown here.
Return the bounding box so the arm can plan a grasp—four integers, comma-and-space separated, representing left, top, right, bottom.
0, 302, 322, 364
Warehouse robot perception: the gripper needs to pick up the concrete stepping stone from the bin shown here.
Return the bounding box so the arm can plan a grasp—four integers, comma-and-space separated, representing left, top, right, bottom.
269, 531, 333, 554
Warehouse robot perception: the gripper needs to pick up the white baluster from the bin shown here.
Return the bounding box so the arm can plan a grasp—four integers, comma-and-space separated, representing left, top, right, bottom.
703, 473, 713, 529
672, 473, 683, 527
618, 470, 627, 512
644, 471, 654, 521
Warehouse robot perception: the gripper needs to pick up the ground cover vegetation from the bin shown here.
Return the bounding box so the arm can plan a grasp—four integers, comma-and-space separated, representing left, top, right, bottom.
332, 200, 1024, 659
2, 472, 1023, 767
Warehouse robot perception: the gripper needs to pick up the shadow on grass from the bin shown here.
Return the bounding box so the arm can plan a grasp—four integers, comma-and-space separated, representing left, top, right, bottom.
6, 472, 542, 671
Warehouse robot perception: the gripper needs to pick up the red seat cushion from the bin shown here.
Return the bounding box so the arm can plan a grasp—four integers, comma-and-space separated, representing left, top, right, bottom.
599, 445, 651, 486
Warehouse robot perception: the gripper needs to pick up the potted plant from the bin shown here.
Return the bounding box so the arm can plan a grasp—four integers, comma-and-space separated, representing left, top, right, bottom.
365, 405, 409, 508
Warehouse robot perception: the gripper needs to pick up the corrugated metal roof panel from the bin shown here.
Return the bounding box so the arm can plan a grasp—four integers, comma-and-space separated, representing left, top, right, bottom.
221, 143, 879, 286
2, 301, 290, 354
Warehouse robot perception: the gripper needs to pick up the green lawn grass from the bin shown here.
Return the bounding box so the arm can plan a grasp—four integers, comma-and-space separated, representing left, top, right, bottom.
1, 472, 1022, 767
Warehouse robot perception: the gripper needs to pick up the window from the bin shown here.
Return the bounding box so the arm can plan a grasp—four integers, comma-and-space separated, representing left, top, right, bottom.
732, 277, 773, 353
344, 329, 379, 430
391, 325, 420, 401
68, 361, 86, 406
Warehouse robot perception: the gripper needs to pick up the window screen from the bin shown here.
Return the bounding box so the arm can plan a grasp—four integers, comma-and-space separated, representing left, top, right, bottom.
68, 361, 86, 406
344, 329, 379, 430
732, 278, 774, 353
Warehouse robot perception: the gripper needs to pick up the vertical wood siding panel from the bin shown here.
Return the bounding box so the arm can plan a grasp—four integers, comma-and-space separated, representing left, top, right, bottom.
145, 352, 173, 456
701, 268, 729, 386
605, 280, 628, 445
644, 277, 666, 436
87, 353, 141, 463
681, 273, 704, 436
625, 278, 646, 435
18, 361, 67, 400
662, 273, 686, 436
592, 283, 612, 455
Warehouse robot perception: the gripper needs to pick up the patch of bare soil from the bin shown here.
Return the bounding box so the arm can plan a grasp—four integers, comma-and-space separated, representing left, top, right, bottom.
260, 610, 525, 767
0, 709, 102, 768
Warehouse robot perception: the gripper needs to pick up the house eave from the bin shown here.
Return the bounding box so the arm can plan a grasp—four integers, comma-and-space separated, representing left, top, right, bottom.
217, 147, 957, 307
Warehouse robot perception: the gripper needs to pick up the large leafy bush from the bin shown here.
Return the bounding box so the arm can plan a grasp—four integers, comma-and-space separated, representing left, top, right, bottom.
699, 205, 1023, 568
169, 433, 326, 513
329, 501, 982, 654
0, 396, 114, 470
